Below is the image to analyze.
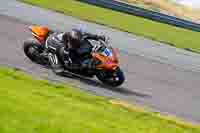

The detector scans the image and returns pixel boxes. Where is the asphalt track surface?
[1,0,200,123]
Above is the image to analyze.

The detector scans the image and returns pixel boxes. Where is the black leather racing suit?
[45,31,105,73]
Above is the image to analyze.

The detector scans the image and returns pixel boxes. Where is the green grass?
[0,66,199,132]
[19,0,200,53]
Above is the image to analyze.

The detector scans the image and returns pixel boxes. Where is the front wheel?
[96,67,125,87]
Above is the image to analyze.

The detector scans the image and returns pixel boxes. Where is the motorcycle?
[23,25,125,87]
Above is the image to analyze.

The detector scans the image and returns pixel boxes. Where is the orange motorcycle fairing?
[92,52,118,71]
[110,48,119,64]
[29,25,49,42]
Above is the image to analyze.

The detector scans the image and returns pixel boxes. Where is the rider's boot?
[59,47,81,70]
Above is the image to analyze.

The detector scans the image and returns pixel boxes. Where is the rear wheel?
[96,67,125,87]
[23,39,44,64]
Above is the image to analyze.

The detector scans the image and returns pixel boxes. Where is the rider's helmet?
[68,28,83,48]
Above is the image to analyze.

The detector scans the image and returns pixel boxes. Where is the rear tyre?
[96,67,125,87]
[23,39,43,64]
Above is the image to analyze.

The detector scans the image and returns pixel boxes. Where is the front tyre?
[96,67,125,87]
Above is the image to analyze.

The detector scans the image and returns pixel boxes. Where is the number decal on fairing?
[102,48,112,57]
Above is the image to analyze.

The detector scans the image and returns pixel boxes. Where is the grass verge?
[0,66,199,132]
[19,0,200,53]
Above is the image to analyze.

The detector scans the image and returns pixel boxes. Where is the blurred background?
[121,0,200,23]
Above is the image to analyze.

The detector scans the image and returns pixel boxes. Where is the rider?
[46,27,106,74]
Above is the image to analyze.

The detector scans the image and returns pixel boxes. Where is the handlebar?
[92,39,111,53]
